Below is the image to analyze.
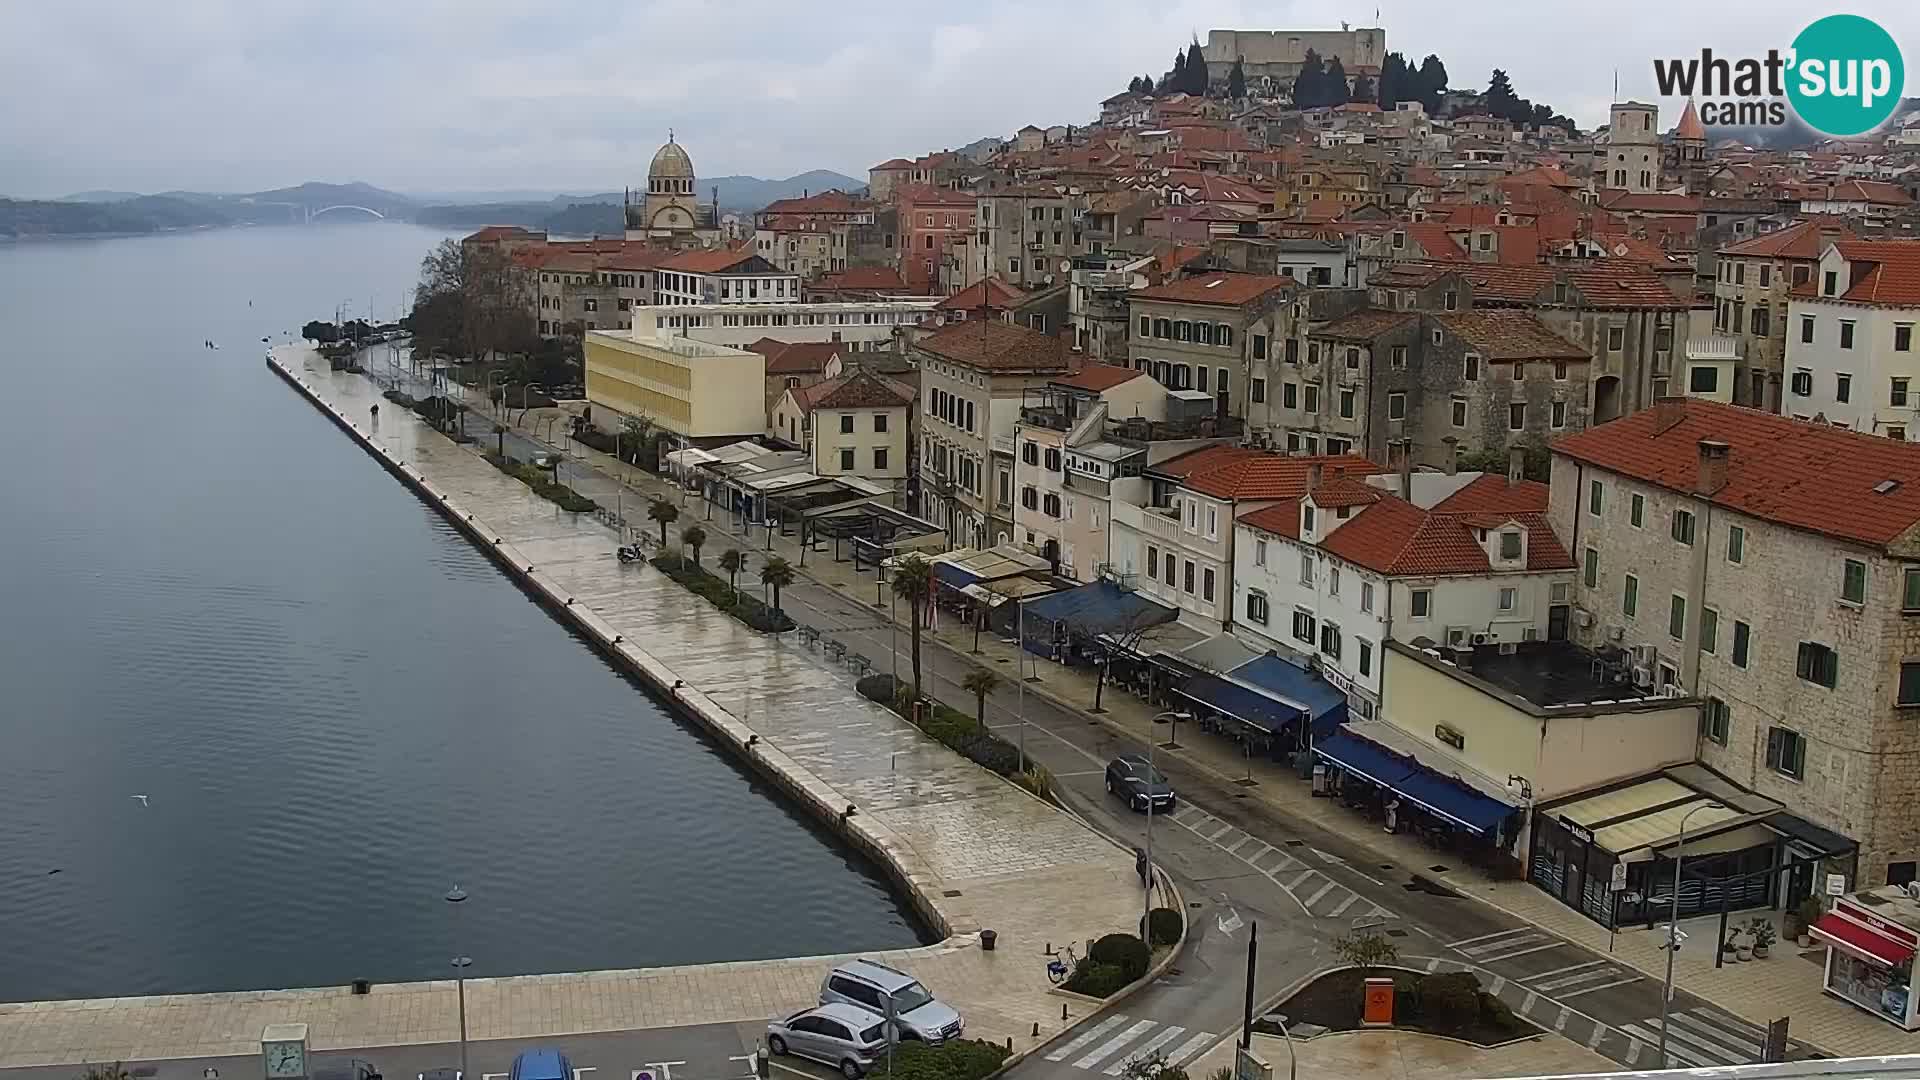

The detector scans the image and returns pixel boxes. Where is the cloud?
[1,0,1914,197]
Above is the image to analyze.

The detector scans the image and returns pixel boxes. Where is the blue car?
[509,1050,573,1080]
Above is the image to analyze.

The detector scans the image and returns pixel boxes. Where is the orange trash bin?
[1362,976,1395,1026]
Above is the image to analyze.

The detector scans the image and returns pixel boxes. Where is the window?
[1320,622,1342,659]
[1345,347,1360,370]
[1732,620,1751,668]
[1608,326,1624,352]
[1451,397,1467,427]
[1410,588,1432,618]
[1202,567,1215,602]
[1499,587,1517,612]
[1465,354,1480,381]
[1894,426,1909,441]
[1760,264,1772,287]
[1246,592,1270,625]
[1499,531,1522,560]
[1899,662,1920,707]
[1251,377,1267,404]
[1899,325,1914,353]
[1904,568,1920,611]
[1164,552,1176,586]
[1841,321,1856,349]
[872,413,888,433]
[1045,447,1062,472]
[1361,581,1374,613]
[1628,493,1645,528]
[1584,547,1599,587]
[1303,385,1319,414]
[1796,641,1838,688]
[1147,546,1159,578]
[1589,479,1604,517]
[1387,392,1406,420]
[1390,345,1407,369]
[840,414,855,434]
[839,448,855,470]
[1623,573,1639,618]
[1513,362,1526,383]
[1690,365,1719,394]
[1702,697,1730,745]
[1842,558,1867,604]
[1282,382,1298,409]
[1359,640,1373,677]
[1672,510,1695,546]
[1669,593,1688,640]
[1824,270,1838,296]
[1252,333,1267,360]
[1837,374,1853,403]
[1183,560,1195,594]
[1766,727,1807,780]
[1300,552,1314,584]
[1292,609,1316,644]
[1801,315,1815,344]
[1251,539,1268,568]
[1329,566,1341,596]
[1446,288,1460,309]
[1509,402,1526,431]
[1285,338,1299,364]
[1139,315,1150,337]
[1895,378,1911,407]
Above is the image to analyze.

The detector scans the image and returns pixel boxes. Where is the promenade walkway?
[0,349,1142,1068]
[467,385,1920,1060]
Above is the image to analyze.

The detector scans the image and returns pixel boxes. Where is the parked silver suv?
[819,959,964,1043]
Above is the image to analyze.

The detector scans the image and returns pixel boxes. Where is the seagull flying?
[130,794,149,805]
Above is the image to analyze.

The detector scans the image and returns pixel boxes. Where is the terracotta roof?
[914,320,1072,372]
[754,340,844,375]
[872,158,914,170]
[1237,499,1303,539]
[1133,272,1293,307]
[1431,474,1551,515]
[1674,100,1707,141]
[813,266,907,292]
[1307,476,1386,508]
[760,190,872,216]
[1184,454,1383,501]
[1314,310,1416,342]
[1433,311,1587,361]
[1296,493,1574,576]
[1551,398,1920,549]
[465,225,544,243]
[1152,444,1260,480]
[935,277,1027,311]
[1373,260,1688,310]
[659,247,761,273]
[810,369,913,411]
[1817,240,1920,307]
[1055,363,1145,392]
[1719,217,1857,259]
[1819,180,1914,206]
[1598,191,1702,215]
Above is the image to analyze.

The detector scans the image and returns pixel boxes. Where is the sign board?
[1610,862,1629,892]
[1433,723,1466,750]
[1827,873,1847,897]
[1362,976,1396,1026]
[1764,1017,1790,1063]
[1233,1047,1271,1080]
[1560,817,1593,845]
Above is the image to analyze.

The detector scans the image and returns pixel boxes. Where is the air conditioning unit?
[1472,632,1493,646]
[1522,627,1539,642]
[1498,641,1519,655]
[1631,643,1659,668]
[1445,627,1471,647]
[1572,606,1594,628]
[1631,664,1654,689]
[1606,624,1626,642]
[1658,684,1686,698]
[1028,242,1044,251]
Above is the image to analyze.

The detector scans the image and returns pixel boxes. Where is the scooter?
[616,543,645,563]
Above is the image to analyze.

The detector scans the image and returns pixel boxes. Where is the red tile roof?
[1551,398,1920,549]
[1818,240,1920,307]
[1598,191,1702,215]
[808,369,913,411]
[935,277,1027,311]
[1314,310,1416,342]
[1055,364,1145,392]
[914,320,1072,372]
[1821,179,1915,206]
[760,190,873,216]
[1434,311,1587,361]
[1184,454,1383,501]
[1307,476,1386,508]
[1373,260,1688,310]
[871,158,914,171]
[1237,499,1303,539]
[1432,474,1551,515]
[1133,272,1294,307]
[659,247,761,273]
[1152,444,1260,480]
[1719,217,1857,260]
[1311,497,1573,576]
[753,340,845,375]
[812,266,908,292]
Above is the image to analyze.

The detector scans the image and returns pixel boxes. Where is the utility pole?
[1241,921,1259,1051]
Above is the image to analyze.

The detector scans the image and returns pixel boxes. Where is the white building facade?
[1782,240,1920,440]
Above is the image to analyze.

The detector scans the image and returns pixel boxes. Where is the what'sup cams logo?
[1653,14,1904,136]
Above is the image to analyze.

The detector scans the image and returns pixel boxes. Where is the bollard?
[755,1049,769,1079]
[1061,1003,1068,1023]
[980,929,997,951]
[1031,1022,1039,1038]
[1005,1038,1013,1053]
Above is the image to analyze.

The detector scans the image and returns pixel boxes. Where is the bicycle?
[1045,943,1078,985]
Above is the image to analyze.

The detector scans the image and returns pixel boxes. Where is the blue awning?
[933,562,983,588]
[1313,730,1516,835]
[1228,655,1351,731]
[1019,580,1177,637]
[1172,673,1304,737]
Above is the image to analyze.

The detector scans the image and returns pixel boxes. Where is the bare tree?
[1081,605,1171,713]
[413,239,536,367]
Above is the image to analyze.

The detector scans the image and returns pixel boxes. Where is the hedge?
[649,552,795,633]
[1145,907,1183,948]
[883,1040,1008,1080]
[482,452,597,513]
[1088,933,1151,981]
[1061,961,1132,998]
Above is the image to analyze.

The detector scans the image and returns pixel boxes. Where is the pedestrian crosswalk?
[1521,957,1642,999]
[1447,926,1567,964]
[1042,1015,1217,1074]
[1167,803,1395,922]
[1618,1006,1780,1069]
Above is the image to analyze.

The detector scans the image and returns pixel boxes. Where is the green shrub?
[1479,990,1518,1029]
[648,553,795,633]
[1088,933,1151,981]
[1146,907,1183,947]
[1061,961,1131,998]
[481,452,597,513]
[857,673,903,704]
[1415,972,1480,1032]
[884,1039,1008,1080]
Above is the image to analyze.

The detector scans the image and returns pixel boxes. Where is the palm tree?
[647,496,679,547]
[961,667,1001,731]
[890,554,934,703]
[719,549,747,595]
[682,524,707,566]
[760,555,796,611]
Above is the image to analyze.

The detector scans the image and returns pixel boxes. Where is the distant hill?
[60,189,143,203]
[0,194,236,238]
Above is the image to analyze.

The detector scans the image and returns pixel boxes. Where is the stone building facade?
[1713,218,1858,410]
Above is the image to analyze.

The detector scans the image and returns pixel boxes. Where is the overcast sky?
[2,0,1914,199]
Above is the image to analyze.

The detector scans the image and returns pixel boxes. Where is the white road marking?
[1521,991,1540,1015]
[1480,941,1571,963]
[1459,933,1543,956]
[1557,975,1642,999]
[1487,976,1507,996]
[1282,869,1315,890]
[1586,1020,1606,1050]
[1206,823,1235,842]
[1624,1037,1643,1067]
[1528,958,1608,983]
[1678,1009,1769,1053]
[1045,1015,1128,1062]
[1425,957,1442,972]
[1102,1026,1188,1075]
[1166,1032,1219,1067]
[1448,927,1533,949]
[1533,967,1621,992]
[1074,1019,1156,1070]
[1327,893,1359,918]
[1303,881,1336,908]
[1669,1012,1762,1060]
[1224,835,1251,855]
[1554,1006,1571,1033]
[1246,841,1275,862]
[1626,1021,1718,1068]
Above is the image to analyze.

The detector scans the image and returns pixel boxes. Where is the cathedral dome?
[649,138,695,181]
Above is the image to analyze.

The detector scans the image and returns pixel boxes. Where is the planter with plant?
[1750,918,1777,958]
[1733,927,1753,962]
[1721,936,1739,963]
[1796,897,1824,947]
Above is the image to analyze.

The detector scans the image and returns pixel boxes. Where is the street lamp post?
[1659,801,1724,1069]
[1145,711,1190,933]
[1267,1013,1299,1080]
[445,886,470,1080]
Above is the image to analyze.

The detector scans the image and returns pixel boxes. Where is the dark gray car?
[1106,753,1174,811]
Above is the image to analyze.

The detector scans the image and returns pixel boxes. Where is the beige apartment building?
[584,329,765,443]
[769,369,914,490]
[1712,218,1857,409]
[912,322,1072,549]
[1128,271,1297,421]
[970,186,1090,293]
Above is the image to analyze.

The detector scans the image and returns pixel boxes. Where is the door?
[1548,604,1570,641]
[788,1016,831,1060]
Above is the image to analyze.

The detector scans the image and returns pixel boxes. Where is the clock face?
[265,1042,306,1077]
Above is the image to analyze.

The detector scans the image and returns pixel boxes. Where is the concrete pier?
[0,347,1145,1068]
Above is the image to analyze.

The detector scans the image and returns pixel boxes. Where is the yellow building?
[585,329,766,441]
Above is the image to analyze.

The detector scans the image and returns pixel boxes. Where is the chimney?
[1307,462,1324,492]
[1651,396,1687,436]
[1395,438,1414,497]
[1507,447,1526,486]
[1442,435,1459,475]
[1696,439,1731,495]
